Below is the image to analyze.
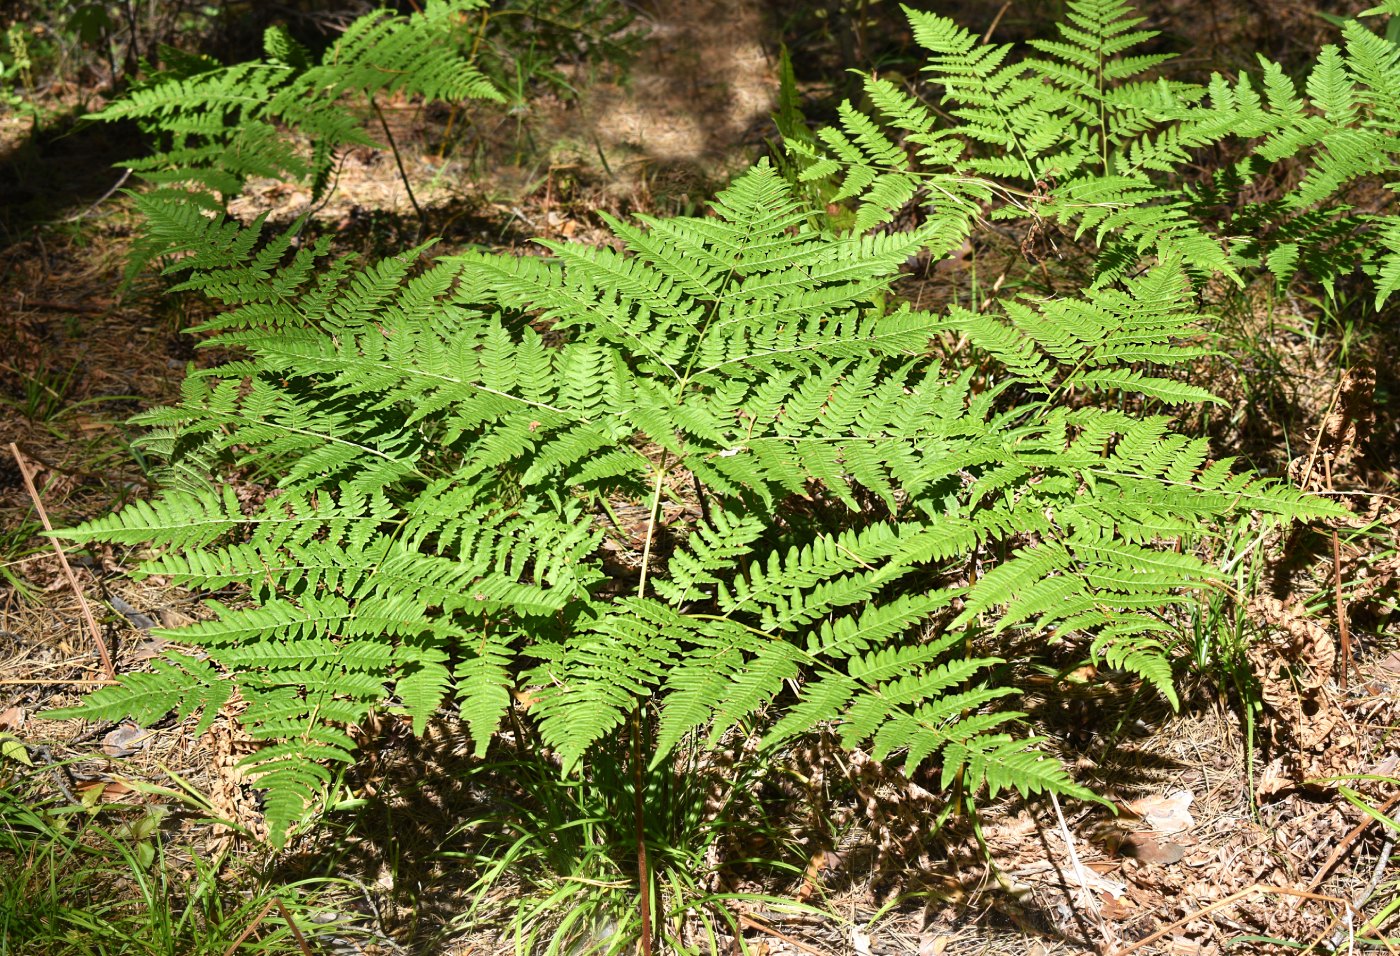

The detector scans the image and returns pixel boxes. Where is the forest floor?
[2,0,1399,954]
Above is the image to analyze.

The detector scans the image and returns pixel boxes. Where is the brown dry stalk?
[1297,376,1345,493]
[1107,885,1351,956]
[275,897,314,956]
[2,299,111,314]
[1323,456,1351,689]
[737,915,827,956]
[8,442,116,681]
[1306,791,1400,893]
[982,1,1013,44]
[1049,789,1117,953]
[220,898,276,956]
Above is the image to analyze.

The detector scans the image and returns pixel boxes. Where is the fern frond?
[97,0,500,277]
[55,154,1336,838]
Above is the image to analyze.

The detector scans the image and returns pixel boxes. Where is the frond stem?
[636,452,670,602]
[371,94,427,242]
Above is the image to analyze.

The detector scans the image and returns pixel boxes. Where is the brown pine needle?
[8,443,116,681]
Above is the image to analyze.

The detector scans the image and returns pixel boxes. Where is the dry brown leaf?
[1127,790,1195,834]
[101,721,149,757]
[1120,833,1185,865]
[0,706,25,731]
[131,638,170,661]
[205,700,269,847]
[1249,594,1335,697]
[1318,365,1374,470]
[108,594,155,631]
[1246,592,1365,793]
[1257,757,1293,799]
[155,606,194,629]
[131,638,171,660]
[1100,892,1137,920]
[917,934,948,956]
[795,848,826,903]
[75,778,134,803]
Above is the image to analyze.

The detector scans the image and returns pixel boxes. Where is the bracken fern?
[46,157,1339,842]
[799,0,1400,300]
[99,0,502,276]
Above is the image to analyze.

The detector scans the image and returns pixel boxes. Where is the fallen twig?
[220,898,277,956]
[31,743,82,806]
[1306,792,1400,893]
[3,299,112,314]
[1107,885,1350,956]
[1324,456,1351,689]
[1332,828,1398,951]
[62,168,132,223]
[1049,788,1117,954]
[737,915,827,956]
[275,897,315,956]
[8,442,116,681]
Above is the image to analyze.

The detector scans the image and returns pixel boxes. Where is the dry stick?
[1332,831,1398,952]
[275,897,314,956]
[4,299,111,314]
[1298,375,1345,492]
[1107,885,1350,956]
[220,898,277,956]
[1049,791,1095,908]
[1294,376,1350,691]
[632,705,653,956]
[1324,455,1352,689]
[1050,790,1115,954]
[62,168,132,224]
[9,443,116,681]
[32,744,82,806]
[1306,792,1400,893]
[982,0,1013,44]
[737,915,827,956]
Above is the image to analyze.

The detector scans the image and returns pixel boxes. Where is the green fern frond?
[52,155,1338,839]
[43,653,232,739]
[59,486,243,549]
[95,0,500,277]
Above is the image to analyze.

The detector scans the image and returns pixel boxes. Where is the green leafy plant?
[1188,0,1400,304]
[471,0,641,102]
[46,154,1334,856]
[0,22,43,130]
[0,764,344,956]
[97,0,503,274]
[796,0,1400,301]
[791,0,1258,284]
[36,5,1366,951]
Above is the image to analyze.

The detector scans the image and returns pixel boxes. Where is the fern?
[47,160,1338,843]
[96,0,502,276]
[793,0,1260,285]
[1202,10,1400,302]
[803,0,1400,302]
